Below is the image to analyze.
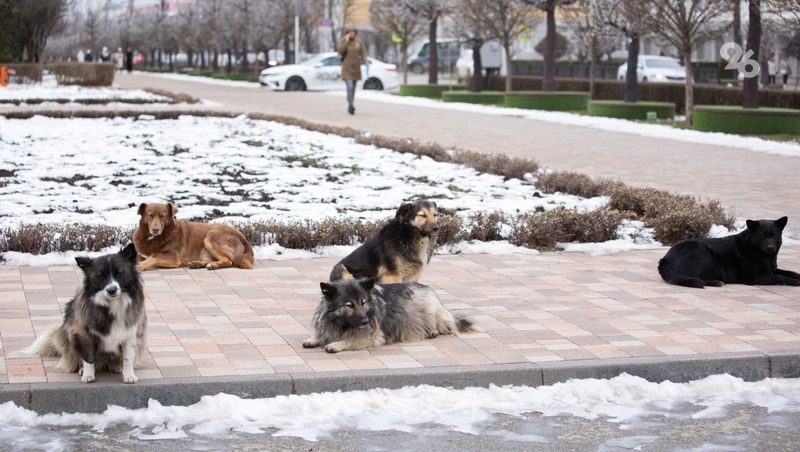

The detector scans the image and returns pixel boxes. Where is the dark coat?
[337,36,367,81]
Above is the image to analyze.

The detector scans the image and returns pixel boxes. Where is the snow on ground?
[0,114,662,265]
[0,373,798,443]
[0,81,170,102]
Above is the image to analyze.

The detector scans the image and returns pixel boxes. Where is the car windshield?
[645,58,682,69]
[300,54,327,65]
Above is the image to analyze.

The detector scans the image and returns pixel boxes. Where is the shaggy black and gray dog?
[303,278,475,353]
[25,243,147,383]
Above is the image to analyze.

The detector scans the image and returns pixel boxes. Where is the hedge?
[588,100,676,120]
[503,91,589,111]
[441,90,505,105]
[398,84,467,99]
[692,106,800,135]
[482,76,800,114]
[1,62,116,86]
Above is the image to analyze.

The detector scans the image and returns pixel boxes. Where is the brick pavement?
[1,73,799,410]
[2,249,799,385]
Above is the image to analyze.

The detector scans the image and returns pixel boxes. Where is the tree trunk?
[504,43,513,92]
[200,50,206,69]
[470,41,483,93]
[542,3,557,91]
[428,16,438,85]
[212,49,219,71]
[624,34,639,103]
[742,0,760,109]
[684,53,695,124]
[401,40,409,85]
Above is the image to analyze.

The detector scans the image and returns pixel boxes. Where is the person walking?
[125,48,134,73]
[767,56,777,85]
[337,27,368,115]
[779,57,792,85]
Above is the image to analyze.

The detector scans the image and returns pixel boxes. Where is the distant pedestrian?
[85,49,93,62]
[113,47,124,71]
[337,26,368,115]
[125,48,134,73]
[76,49,85,63]
[779,57,792,85]
[767,56,777,84]
[100,46,111,62]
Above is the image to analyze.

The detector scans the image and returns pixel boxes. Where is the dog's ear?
[75,256,93,271]
[395,203,413,221]
[320,282,337,298]
[137,203,147,216]
[776,216,788,230]
[167,202,178,218]
[119,243,138,264]
[746,219,759,231]
[359,278,376,293]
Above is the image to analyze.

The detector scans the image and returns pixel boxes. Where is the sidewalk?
[1,73,799,414]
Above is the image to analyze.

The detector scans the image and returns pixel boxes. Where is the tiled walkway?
[2,73,799,393]
[2,248,799,385]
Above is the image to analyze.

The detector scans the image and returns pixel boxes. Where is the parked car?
[408,39,462,74]
[617,55,686,83]
[259,52,398,91]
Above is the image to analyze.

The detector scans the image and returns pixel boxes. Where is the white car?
[259,52,398,91]
[617,55,686,83]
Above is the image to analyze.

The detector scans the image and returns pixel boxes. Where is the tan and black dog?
[329,200,439,283]
[133,202,255,271]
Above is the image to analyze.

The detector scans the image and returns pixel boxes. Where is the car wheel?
[409,63,425,74]
[285,76,306,91]
[363,77,383,90]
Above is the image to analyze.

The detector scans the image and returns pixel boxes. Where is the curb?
[3,351,798,414]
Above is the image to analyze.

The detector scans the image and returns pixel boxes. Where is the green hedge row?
[398,84,467,99]
[693,106,800,134]
[588,100,676,120]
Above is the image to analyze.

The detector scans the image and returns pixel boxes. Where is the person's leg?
[345,80,356,114]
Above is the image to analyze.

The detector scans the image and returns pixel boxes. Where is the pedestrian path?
[1,73,799,413]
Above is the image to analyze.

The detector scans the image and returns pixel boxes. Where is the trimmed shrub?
[503,91,589,111]
[588,100,676,120]
[398,84,467,98]
[693,106,800,135]
[513,208,624,250]
[535,171,608,198]
[47,63,116,86]
[441,91,505,105]
[4,63,43,83]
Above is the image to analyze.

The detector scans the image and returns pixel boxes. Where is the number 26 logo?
[720,42,760,78]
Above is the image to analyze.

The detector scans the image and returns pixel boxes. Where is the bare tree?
[251,0,292,68]
[405,0,453,85]
[597,0,649,103]
[640,0,731,124]
[450,0,491,92]
[742,0,761,108]
[477,0,532,92]
[520,0,577,91]
[371,0,423,84]
[1,0,67,63]
[562,0,622,97]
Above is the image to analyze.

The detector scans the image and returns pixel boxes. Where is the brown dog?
[133,202,255,271]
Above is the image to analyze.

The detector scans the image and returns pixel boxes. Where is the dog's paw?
[81,373,96,383]
[302,339,319,348]
[122,373,138,384]
[785,279,800,286]
[324,343,344,353]
[706,280,725,287]
[187,261,205,269]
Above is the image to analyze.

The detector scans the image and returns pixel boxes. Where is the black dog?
[658,216,800,288]
[329,200,439,284]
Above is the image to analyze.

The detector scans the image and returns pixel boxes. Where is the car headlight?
[654,73,665,80]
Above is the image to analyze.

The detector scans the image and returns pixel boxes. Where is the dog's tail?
[658,258,706,288]
[454,314,479,333]
[233,232,255,269]
[20,326,61,358]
